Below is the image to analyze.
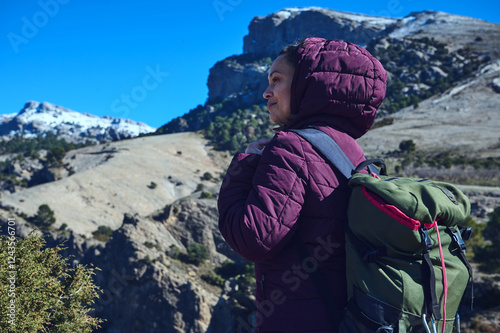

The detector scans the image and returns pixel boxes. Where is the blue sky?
[1,0,499,128]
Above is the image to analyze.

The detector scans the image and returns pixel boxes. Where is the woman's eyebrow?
[268,70,282,78]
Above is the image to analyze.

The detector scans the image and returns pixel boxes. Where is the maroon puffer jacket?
[218,38,387,333]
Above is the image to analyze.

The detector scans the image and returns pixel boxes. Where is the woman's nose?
[263,86,272,99]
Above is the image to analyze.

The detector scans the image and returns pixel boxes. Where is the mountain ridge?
[159,7,500,138]
[0,100,156,143]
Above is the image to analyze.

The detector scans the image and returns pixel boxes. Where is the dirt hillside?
[0,132,232,236]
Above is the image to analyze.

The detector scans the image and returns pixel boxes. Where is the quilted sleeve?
[218,133,307,262]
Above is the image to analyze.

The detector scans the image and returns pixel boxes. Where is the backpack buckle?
[450,229,467,252]
[419,227,433,253]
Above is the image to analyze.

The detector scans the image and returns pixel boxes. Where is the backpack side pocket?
[339,287,401,333]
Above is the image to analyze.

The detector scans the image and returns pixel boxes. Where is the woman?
[218,38,387,332]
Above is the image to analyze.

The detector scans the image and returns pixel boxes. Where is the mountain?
[160,8,500,136]
[0,100,156,143]
[2,7,500,333]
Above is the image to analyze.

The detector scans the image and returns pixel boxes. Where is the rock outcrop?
[83,210,222,333]
[243,7,395,58]
[207,58,268,104]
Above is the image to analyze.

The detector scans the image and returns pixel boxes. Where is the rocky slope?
[0,100,156,143]
[359,59,500,157]
[162,8,500,135]
[0,132,242,332]
[383,10,500,59]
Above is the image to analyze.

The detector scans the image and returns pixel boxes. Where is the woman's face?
[263,55,295,124]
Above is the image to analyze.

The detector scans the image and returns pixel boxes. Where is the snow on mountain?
[0,101,156,143]
[277,7,398,25]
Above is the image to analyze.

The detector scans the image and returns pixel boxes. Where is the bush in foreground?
[0,231,103,332]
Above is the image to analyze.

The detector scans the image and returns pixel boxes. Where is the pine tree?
[0,232,103,332]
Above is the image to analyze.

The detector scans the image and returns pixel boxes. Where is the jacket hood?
[285,38,387,139]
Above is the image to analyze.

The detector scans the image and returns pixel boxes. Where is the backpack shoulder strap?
[289,127,383,178]
[289,127,355,329]
[288,128,355,179]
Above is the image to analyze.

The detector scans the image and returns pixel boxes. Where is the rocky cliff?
[201,8,500,112]
[243,7,395,58]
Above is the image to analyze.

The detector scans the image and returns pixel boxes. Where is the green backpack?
[290,128,473,333]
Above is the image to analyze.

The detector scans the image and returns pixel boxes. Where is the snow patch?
[279,6,397,25]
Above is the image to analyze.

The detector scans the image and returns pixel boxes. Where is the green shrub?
[92,226,113,242]
[475,287,500,309]
[200,191,213,199]
[0,232,103,332]
[0,133,94,162]
[204,105,274,152]
[185,242,209,266]
[367,37,485,115]
[399,139,416,154]
[46,147,66,166]
[232,268,256,311]
[462,216,486,261]
[474,207,500,273]
[215,260,253,279]
[201,270,225,287]
[201,172,213,181]
[168,244,180,258]
[370,117,394,130]
[31,204,56,231]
